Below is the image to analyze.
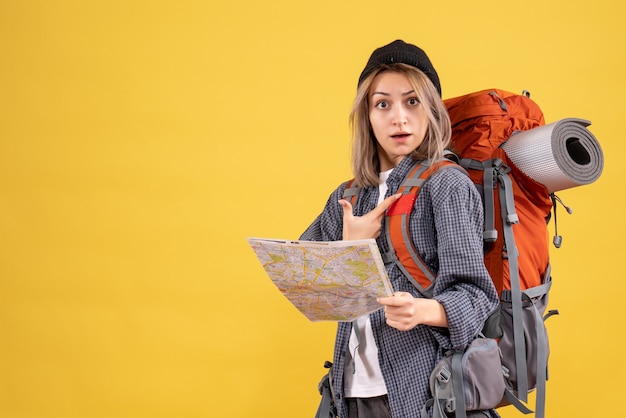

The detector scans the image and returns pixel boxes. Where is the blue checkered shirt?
[300,156,499,418]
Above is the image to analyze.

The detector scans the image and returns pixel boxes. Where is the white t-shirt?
[343,168,393,398]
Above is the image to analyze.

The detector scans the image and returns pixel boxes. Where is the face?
[368,71,429,171]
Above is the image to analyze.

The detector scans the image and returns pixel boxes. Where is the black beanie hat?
[357,39,442,97]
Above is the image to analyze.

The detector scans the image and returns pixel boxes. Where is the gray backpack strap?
[497,167,528,402]
[498,165,549,418]
[460,158,498,242]
[503,389,533,414]
[420,399,434,418]
[496,161,519,224]
[482,160,498,242]
[500,270,555,418]
[430,367,450,418]
[451,351,467,418]
[526,273,552,418]
[342,180,359,201]
[531,291,548,418]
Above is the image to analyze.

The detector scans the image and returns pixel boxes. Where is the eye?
[407,97,420,106]
[375,101,389,109]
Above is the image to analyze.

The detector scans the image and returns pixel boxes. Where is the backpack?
[443,89,557,417]
[341,89,565,418]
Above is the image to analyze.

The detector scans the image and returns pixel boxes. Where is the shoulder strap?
[342,160,463,298]
[383,160,462,298]
[343,179,359,204]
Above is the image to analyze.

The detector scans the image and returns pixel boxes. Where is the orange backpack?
[445,90,557,418]
[342,89,559,418]
[445,89,552,294]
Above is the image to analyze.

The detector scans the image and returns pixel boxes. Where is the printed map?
[248,238,393,322]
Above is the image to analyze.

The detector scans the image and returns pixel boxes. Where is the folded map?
[247,237,393,322]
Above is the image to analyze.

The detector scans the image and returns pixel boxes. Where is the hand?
[378,292,448,331]
[339,193,401,240]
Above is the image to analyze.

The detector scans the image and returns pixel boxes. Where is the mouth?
[391,132,412,140]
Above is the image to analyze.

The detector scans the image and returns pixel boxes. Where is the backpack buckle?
[437,366,451,384]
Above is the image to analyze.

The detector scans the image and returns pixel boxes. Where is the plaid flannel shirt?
[300,156,499,418]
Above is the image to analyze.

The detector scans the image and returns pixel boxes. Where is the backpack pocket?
[424,337,505,418]
[498,285,553,400]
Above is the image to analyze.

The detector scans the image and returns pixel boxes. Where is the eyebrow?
[371,90,416,97]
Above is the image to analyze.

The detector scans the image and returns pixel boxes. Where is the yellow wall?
[0,1,623,417]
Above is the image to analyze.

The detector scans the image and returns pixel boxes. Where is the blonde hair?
[349,63,451,187]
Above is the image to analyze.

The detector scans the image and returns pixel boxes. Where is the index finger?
[370,193,401,217]
[377,292,409,306]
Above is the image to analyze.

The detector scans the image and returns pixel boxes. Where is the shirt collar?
[386,156,422,187]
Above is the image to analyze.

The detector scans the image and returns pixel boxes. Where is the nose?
[392,106,408,126]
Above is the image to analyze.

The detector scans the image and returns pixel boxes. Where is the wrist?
[417,298,448,328]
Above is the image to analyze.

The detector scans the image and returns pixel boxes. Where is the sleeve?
[298,182,348,242]
[426,168,499,350]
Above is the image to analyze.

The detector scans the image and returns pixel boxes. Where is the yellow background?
[0,1,623,417]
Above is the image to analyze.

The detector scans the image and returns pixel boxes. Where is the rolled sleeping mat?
[501,118,604,193]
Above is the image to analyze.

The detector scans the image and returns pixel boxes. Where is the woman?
[300,40,499,418]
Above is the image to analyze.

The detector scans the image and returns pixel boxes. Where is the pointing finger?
[338,199,353,215]
[371,193,402,217]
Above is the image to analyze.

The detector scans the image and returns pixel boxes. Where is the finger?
[370,193,402,217]
[377,295,404,307]
[377,296,391,305]
[338,199,354,218]
[393,291,410,298]
[379,292,413,306]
